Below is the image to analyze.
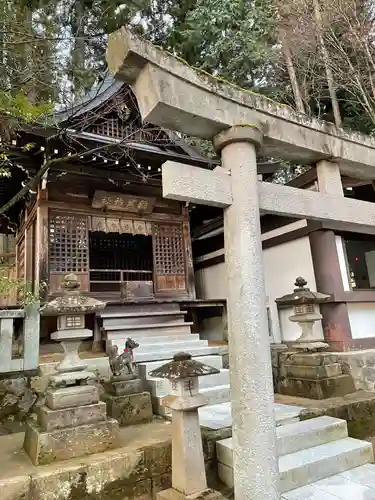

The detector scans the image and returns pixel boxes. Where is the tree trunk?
[71,0,86,99]
[313,0,342,128]
[281,35,306,114]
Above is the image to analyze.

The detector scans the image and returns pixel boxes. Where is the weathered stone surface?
[143,440,172,477]
[335,350,375,392]
[0,375,40,433]
[278,374,356,399]
[0,475,30,500]
[279,352,338,367]
[38,401,107,431]
[104,391,153,426]
[107,27,375,176]
[46,385,99,410]
[285,363,342,380]
[201,427,232,461]
[156,488,227,500]
[363,366,375,382]
[23,418,119,465]
[29,446,148,500]
[152,474,173,497]
[105,378,144,396]
[297,390,375,439]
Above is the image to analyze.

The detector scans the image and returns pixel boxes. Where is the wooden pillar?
[311,160,352,350]
[35,203,49,302]
[182,205,196,299]
[309,229,352,350]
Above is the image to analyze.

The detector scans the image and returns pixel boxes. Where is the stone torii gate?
[106,29,375,500]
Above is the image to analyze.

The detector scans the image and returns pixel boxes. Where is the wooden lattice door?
[152,223,187,295]
[49,212,89,293]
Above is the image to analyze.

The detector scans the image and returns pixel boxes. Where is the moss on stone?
[38,450,56,465]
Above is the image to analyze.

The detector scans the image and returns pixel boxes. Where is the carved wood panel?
[48,213,89,292]
[152,223,186,293]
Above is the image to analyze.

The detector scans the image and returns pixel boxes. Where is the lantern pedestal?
[23,274,120,465]
[102,373,153,427]
[289,310,329,352]
[278,351,356,399]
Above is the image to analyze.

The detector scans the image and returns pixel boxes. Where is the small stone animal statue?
[108,337,139,376]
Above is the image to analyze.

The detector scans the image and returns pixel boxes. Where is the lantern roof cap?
[275,277,331,306]
[40,274,106,316]
[148,352,220,380]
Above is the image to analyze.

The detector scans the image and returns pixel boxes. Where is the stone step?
[281,464,375,500]
[137,355,224,378]
[105,323,193,338]
[218,436,373,493]
[134,344,228,364]
[145,369,229,397]
[102,312,187,327]
[129,333,201,345]
[217,417,348,467]
[122,339,208,354]
[137,339,208,352]
[101,310,187,319]
[104,321,193,331]
[154,384,231,416]
[100,304,181,315]
[197,402,306,432]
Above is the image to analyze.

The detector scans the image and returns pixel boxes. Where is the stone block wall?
[0,372,47,434]
[335,349,375,392]
[0,426,229,500]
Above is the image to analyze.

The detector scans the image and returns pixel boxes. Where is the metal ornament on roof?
[148,352,220,380]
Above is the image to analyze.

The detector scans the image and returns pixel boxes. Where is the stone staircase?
[216,415,375,498]
[100,303,228,363]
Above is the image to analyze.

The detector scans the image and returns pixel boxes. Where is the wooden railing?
[0,304,40,373]
[0,252,17,306]
[89,269,154,299]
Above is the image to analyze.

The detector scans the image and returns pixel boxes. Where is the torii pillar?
[213,126,278,499]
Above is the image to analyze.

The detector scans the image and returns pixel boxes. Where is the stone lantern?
[149,352,226,500]
[276,277,331,351]
[23,274,119,465]
[39,273,105,386]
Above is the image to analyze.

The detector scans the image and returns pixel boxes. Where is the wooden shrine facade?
[3,76,281,306]
[15,175,195,303]
[4,77,212,304]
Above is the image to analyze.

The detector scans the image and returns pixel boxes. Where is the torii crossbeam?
[106,28,375,500]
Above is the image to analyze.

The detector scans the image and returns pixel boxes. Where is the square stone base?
[23,418,119,465]
[38,402,107,431]
[103,391,153,426]
[278,374,356,399]
[46,385,99,410]
[104,377,143,396]
[157,488,227,500]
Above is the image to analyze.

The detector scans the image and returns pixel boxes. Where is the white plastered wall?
[347,303,375,339]
[194,220,324,343]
